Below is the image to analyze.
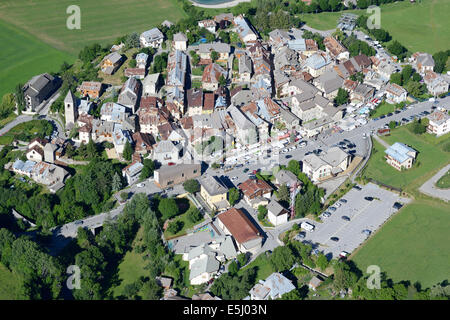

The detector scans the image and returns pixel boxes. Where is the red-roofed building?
[217,207,263,254]
[202,63,227,91]
[203,92,216,114]
[238,178,273,208]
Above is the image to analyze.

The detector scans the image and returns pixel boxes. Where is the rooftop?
[217,208,262,245]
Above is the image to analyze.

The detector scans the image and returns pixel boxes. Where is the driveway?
[419,164,450,202]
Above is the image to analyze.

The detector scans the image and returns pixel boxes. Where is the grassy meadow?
[300,0,450,54]
[361,126,450,190]
[0,0,186,96]
[353,123,450,289]
[352,200,450,289]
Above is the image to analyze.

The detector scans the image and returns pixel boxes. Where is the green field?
[113,227,148,298]
[354,123,450,289]
[0,263,22,300]
[0,20,74,98]
[0,0,186,97]
[352,201,450,289]
[435,169,450,189]
[362,126,450,190]
[300,0,450,54]
[369,102,397,119]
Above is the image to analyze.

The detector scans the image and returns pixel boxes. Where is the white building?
[249,272,296,300]
[384,83,407,104]
[140,28,164,48]
[122,161,144,185]
[173,32,188,51]
[427,110,450,137]
[267,200,289,226]
[302,147,350,183]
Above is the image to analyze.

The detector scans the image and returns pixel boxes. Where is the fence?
[367,178,402,194]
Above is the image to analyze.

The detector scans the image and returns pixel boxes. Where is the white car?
[136,183,144,188]
[334,202,341,208]
[231,176,238,181]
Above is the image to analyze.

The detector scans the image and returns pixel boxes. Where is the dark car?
[243,168,249,173]
[339,198,348,203]
[423,110,430,115]
[285,155,292,159]
[393,202,403,210]
[401,118,408,122]
[330,237,339,242]
[305,151,313,156]
[394,110,401,114]
[236,164,244,168]
[364,196,374,201]
[341,216,351,221]
[380,115,386,119]
[353,185,362,191]
[387,112,393,117]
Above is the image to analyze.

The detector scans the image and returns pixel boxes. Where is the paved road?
[0,115,33,136]
[419,164,450,202]
[0,90,66,140]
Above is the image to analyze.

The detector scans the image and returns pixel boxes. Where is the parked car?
[236,164,243,168]
[339,198,347,203]
[364,196,374,201]
[341,215,351,221]
[322,212,331,218]
[353,185,362,191]
[328,206,337,212]
[393,202,403,210]
[231,176,238,181]
[297,232,306,239]
[136,183,144,188]
[334,202,341,208]
[362,229,372,236]
[330,237,339,242]
[243,168,249,173]
[285,154,292,159]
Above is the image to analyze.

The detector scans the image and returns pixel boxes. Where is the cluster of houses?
[10,138,70,192]
[13,11,449,203]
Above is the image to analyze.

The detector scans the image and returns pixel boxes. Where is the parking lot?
[301,183,412,259]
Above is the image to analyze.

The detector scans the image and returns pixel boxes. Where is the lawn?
[0,0,186,97]
[369,102,397,119]
[435,169,450,189]
[238,253,273,284]
[351,200,450,289]
[163,198,205,239]
[299,0,450,54]
[0,119,53,146]
[361,126,450,191]
[0,19,74,98]
[113,227,148,298]
[0,263,22,300]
